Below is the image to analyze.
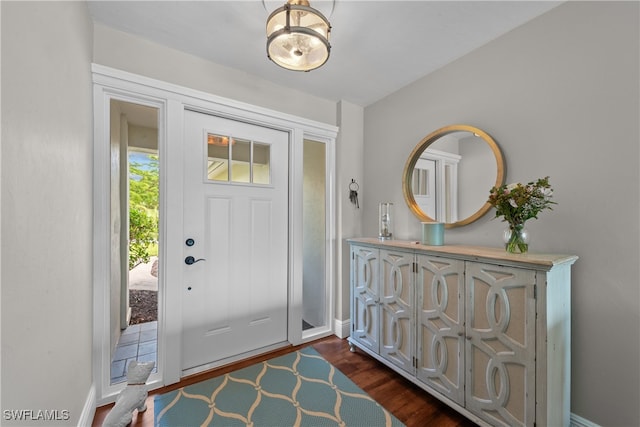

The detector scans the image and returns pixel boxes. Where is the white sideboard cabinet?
[348,238,578,427]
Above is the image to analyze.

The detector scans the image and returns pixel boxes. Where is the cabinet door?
[416,255,465,405]
[465,262,536,427]
[379,249,414,374]
[350,245,379,352]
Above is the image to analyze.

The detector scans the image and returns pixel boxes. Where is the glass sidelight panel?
[109,99,159,385]
[302,139,327,331]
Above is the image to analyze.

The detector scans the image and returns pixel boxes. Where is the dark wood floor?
[92,335,477,427]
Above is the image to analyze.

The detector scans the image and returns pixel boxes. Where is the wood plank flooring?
[92,335,477,427]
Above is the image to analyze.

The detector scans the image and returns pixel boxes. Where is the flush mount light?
[266,0,331,72]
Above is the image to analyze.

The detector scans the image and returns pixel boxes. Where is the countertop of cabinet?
[347,237,578,271]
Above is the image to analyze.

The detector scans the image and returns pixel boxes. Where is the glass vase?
[503,224,530,254]
[378,202,393,240]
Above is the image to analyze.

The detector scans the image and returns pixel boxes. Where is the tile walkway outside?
[110,320,158,383]
[110,257,159,384]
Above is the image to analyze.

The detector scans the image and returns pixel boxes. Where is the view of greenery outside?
[129,153,159,270]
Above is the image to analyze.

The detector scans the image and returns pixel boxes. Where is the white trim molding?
[92,64,339,403]
[78,384,96,427]
[333,318,350,339]
[570,413,601,427]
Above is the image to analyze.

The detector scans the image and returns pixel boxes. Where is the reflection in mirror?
[411,148,459,222]
[403,125,504,228]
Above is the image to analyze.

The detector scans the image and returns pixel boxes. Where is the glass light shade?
[379,202,393,240]
[266,3,331,71]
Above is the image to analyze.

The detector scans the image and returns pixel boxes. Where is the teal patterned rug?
[154,346,404,427]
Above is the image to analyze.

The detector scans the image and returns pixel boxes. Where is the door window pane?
[207,133,229,182]
[206,133,271,185]
[231,138,251,183]
[253,142,271,185]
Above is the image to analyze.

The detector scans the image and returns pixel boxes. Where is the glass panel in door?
[231,138,251,183]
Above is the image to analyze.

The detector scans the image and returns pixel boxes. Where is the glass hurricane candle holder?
[379,202,393,240]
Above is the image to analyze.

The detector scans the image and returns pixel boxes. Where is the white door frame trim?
[92,84,169,405]
[92,64,338,404]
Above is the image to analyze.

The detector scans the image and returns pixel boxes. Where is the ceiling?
[87,1,562,107]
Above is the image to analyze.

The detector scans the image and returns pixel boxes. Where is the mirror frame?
[402,124,505,228]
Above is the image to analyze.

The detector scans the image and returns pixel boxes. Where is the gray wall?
[363,2,639,425]
[336,101,364,324]
[1,1,94,425]
[93,23,337,127]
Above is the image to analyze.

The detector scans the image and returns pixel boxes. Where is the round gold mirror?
[402,124,505,228]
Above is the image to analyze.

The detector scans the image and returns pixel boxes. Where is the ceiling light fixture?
[266,0,331,72]
[208,134,232,146]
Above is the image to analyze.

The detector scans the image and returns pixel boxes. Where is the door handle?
[185,256,206,265]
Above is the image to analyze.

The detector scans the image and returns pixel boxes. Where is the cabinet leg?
[349,343,356,352]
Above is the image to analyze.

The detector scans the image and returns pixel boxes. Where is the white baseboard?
[77,383,96,427]
[570,412,601,427]
[333,318,350,339]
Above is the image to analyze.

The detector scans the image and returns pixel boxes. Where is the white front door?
[181,110,289,372]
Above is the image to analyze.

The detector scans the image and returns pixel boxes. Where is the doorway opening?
[109,100,159,384]
[94,64,338,401]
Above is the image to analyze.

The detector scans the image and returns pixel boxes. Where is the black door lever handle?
[185,256,206,265]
